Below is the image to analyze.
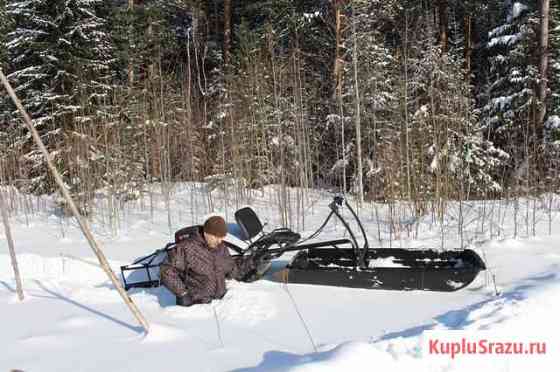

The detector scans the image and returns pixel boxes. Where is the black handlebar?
[242,194,369,268]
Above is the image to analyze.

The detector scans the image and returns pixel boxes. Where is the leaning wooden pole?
[0,188,25,301]
[0,69,150,333]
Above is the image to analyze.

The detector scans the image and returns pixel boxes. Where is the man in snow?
[160,215,258,306]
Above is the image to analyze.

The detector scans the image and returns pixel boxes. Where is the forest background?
[1,0,559,232]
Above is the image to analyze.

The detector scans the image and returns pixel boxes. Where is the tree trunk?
[537,0,550,131]
[351,4,364,204]
[224,0,232,69]
[464,13,472,77]
[333,0,347,193]
[0,69,150,333]
[438,0,448,52]
[404,11,412,201]
[334,0,343,99]
[0,188,24,301]
[148,14,154,79]
[128,0,134,87]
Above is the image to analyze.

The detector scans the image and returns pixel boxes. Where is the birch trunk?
[0,69,150,333]
[128,0,134,87]
[438,0,448,52]
[334,0,343,100]
[0,188,24,301]
[351,4,364,204]
[224,0,232,69]
[464,13,472,77]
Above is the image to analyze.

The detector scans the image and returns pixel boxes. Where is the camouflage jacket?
[160,227,255,303]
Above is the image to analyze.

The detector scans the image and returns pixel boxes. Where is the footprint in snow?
[19,333,61,346]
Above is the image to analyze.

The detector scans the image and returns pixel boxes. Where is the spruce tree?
[541,0,560,165]
[1,0,14,180]
[6,0,114,194]
[548,1,560,125]
[0,0,11,98]
[480,0,539,167]
[341,0,400,197]
[407,13,506,199]
[0,0,9,69]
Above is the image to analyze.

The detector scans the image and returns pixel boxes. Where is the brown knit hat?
[203,215,228,237]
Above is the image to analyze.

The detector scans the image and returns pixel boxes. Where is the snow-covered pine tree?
[538,1,560,198]
[0,0,12,126]
[6,0,113,195]
[407,12,507,202]
[216,21,273,190]
[0,0,10,183]
[216,0,321,191]
[547,0,560,127]
[543,0,560,164]
[480,0,539,170]
[340,0,400,199]
[0,0,9,69]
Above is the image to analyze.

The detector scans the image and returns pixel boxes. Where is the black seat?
[234,207,264,240]
[264,229,301,245]
[174,225,201,243]
[235,207,300,247]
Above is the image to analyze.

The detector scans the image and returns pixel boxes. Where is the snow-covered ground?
[1,184,559,371]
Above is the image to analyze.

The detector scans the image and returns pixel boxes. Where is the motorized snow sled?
[120,195,486,292]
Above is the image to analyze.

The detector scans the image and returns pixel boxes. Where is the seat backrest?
[234,207,263,240]
[174,225,201,243]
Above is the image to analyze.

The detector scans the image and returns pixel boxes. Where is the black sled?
[121,195,486,292]
[275,247,485,291]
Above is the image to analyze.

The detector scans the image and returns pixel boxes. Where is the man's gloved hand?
[177,293,212,306]
[176,292,194,307]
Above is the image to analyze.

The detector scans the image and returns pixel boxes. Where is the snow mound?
[287,342,400,372]
[3,186,560,372]
[141,323,186,343]
[0,253,122,285]
[278,268,560,372]
[59,315,95,329]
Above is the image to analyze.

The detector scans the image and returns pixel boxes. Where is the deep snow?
[1,184,559,371]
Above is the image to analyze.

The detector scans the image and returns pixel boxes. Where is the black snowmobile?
[121,195,486,292]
